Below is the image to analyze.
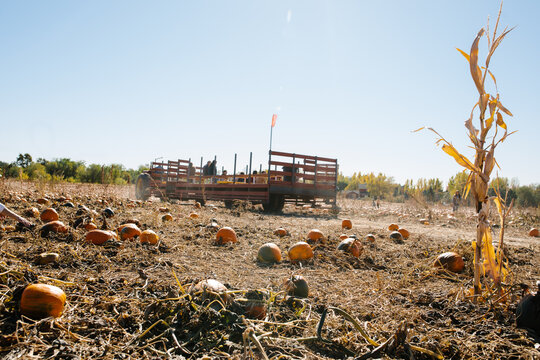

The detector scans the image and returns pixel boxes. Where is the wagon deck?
[136,150,338,211]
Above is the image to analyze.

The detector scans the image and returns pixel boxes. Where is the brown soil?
[1,180,539,359]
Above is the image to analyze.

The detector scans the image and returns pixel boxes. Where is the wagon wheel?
[263,195,285,213]
[135,173,151,201]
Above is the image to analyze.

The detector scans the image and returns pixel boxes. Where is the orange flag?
[271,114,277,127]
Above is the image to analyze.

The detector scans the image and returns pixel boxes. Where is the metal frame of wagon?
[135,150,338,212]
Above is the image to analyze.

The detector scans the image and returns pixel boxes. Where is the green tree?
[15,153,32,168]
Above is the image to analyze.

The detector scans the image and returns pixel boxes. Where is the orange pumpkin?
[433,252,465,273]
[36,252,59,265]
[37,198,49,205]
[337,238,363,257]
[189,212,199,219]
[284,275,309,298]
[158,207,170,213]
[365,234,376,243]
[84,222,98,231]
[245,300,266,320]
[194,202,202,209]
[140,230,159,245]
[307,229,324,243]
[20,284,66,319]
[342,219,352,230]
[216,227,237,245]
[85,230,117,245]
[274,228,289,237]
[40,208,59,222]
[162,213,173,222]
[257,243,282,263]
[397,228,410,240]
[388,223,399,231]
[529,228,539,237]
[40,221,68,236]
[288,242,314,264]
[119,223,142,240]
[339,234,349,240]
[24,207,40,218]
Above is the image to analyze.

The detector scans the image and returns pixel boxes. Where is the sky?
[1,1,539,186]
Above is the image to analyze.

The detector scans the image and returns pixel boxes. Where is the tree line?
[0,154,148,185]
[338,171,540,208]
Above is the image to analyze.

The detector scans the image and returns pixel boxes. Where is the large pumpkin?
[257,243,282,263]
[433,252,465,273]
[40,208,59,222]
[85,230,117,245]
[216,227,237,245]
[529,228,539,237]
[20,284,66,319]
[337,238,363,257]
[140,230,159,245]
[39,221,68,236]
[119,223,142,240]
[288,242,314,264]
[341,219,352,230]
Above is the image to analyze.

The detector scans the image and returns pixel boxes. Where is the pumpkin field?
[0,180,539,359]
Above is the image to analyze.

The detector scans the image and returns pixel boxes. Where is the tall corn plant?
[421,4,514,299]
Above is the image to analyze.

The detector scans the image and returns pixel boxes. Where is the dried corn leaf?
[485,113,494,130]
[456,48,470,61]
[496,112,507,130]
[441,144,479,172]
[493,197,503,217]
[412,126,425,133]
[470,28,486,95]
[496,100,513,116]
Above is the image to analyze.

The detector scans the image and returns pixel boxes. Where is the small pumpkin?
[342,219,352,230]
[162,213,173,222]
[397,228,410,240]
[39,221,68,236]
[244,290,267,320]
[257,243,282,263]
[40,208,59,222]
[419,218,430,225]
[284,275,309,298]
[433,252,465,273]
[36,198,49,205]
[191,279,229,303]
[388,223,399,231]
[389,231,403,241]
[189,212,199,219]
[140,230,159,245]
[529,228,539,237]
[20,284,66,319]
[102,208,115,218]
[36,252,59,265]
[365,234,376,243]
[288,242,314,264]
[307,229,324,243]
[194,202,202,209]
[24,207,40,218]
[158,207,170,213]
[216,227,237,245]
[84,222,98,231]
[274,228,289,237]
[119,223,142,240]
[85,230,117,245]
[337,238,363,257]
[339,234,349,240]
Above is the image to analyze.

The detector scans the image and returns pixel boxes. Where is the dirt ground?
[1,180,539,359]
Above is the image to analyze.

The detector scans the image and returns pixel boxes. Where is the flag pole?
[269,124,273,151]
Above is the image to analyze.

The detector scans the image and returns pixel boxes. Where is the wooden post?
[248,152,252,184]
[233,153,237,184]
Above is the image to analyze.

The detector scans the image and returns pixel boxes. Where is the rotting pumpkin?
[433,252,465,273]
[20,284,66,319]
[337,238,363,257]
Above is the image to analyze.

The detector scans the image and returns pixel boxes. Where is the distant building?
[344,184,368,199]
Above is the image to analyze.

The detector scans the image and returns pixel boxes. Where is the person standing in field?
[0,203,33,227]
[452,191,461,213]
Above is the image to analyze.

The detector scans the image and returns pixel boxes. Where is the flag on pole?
[271,114,277,127]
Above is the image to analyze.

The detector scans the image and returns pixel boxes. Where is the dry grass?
[0,181,539,359]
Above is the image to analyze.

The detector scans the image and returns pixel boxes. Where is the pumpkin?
[37,198,49,205]
[24,207,40,218]
[397,228,410,240]
[125,219,142,227]
[40,221,68,236]
[20,284,66,319]
[194,202,202,209]
[36,252,59,265]
[162,213,173,222]
[84,222,98,231]
[140,230,159,245]
[529,228,539,237]
[433,252,465,273]
[288,242,314,264]
[85,230,117,245]
[40,208,59,222]
[388,223,399,231]
[342,219,352,230]
[244,290,267,320]
[257,243,282,263]
[337,238,363,257]
[102,208,114,218]
[189,212,199,219]
[158,207,170,213]
[274,228,289,237]
[191,279,229,303]
[365,234,376,243]
[120,223,142,240]
[284,275,309,298]
[307,229,324,243]
[419,218,430,225]
[216,227,237,245]
[339,234,349,240]
[389,231,403,241]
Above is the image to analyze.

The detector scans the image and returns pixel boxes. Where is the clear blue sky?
[1,1,538,185]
